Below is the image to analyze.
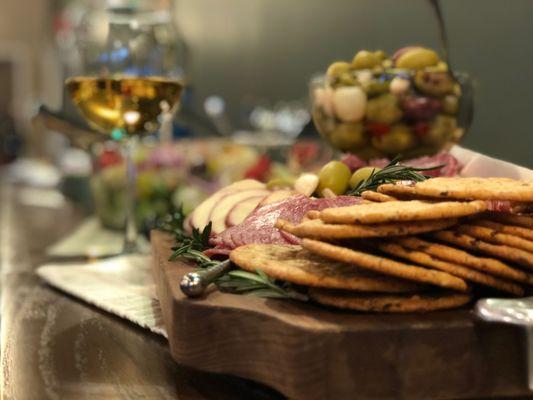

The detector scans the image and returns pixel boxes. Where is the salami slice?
[209,195,363,251]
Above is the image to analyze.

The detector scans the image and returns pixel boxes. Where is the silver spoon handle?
[180,259,232,298]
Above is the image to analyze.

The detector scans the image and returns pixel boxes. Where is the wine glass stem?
[123,137,139,254]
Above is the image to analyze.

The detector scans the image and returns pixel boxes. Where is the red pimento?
[365,121,390,137]
[244,155,272,181]
[412,121,430,138]
[97,149,123,170]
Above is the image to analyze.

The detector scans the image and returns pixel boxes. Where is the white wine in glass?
[66,0,186,254]
[66,76,183,136]
[66,76,183,253]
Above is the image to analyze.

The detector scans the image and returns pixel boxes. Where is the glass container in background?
[65,0,185,253]
[310,54,473,160]
[309,0,473,160]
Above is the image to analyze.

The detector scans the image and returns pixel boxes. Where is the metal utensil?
[180,259,232,297]
[428,0,474,132]
[428,0,457,81]
[475,297,533,390]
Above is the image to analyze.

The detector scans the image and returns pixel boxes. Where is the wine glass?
[66,0,185,253]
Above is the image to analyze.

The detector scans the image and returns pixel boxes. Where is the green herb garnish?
[217,269,307,300]
[347,157,444,196]
[161,206,304,300]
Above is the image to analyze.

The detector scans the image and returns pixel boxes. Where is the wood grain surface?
[152,229,533,400]
[0,183,281,400]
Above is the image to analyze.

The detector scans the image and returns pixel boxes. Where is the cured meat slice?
[346,152,460,177]
[402,152,460,177]
[209,195,362,251]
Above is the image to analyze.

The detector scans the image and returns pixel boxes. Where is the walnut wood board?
[1,184,282,400]
[151,230,532,400]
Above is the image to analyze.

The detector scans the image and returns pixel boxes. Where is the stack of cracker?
[230,177,533,313]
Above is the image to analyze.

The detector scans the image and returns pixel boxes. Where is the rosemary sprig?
[216,269,308,301]
[347,157,444,196]
[160,205,212,260]
[168,224,212,261]
[161,205,305,300]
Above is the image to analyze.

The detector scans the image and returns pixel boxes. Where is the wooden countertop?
[0,183,281,400]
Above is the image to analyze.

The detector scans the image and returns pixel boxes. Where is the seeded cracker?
[229,244,422,293]
[472,219,533,241]
[377,242,523,295]
[276,218,457,239]
[361,190,398,203]
[301,239,469,292]
[397,236,532,284]
[380,177,533,202]
[308,288,471,313]
[319,200,486,225]
[377,183,418,197]
[306,210,321,220]
[432,230,533,270]
[484,212,533,229]
[455,224,533,253]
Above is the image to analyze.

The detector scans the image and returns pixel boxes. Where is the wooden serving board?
[151,231,531,400]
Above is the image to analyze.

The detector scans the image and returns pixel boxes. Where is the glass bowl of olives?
[311,47,473,160]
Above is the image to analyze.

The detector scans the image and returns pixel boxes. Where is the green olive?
[326,61,352,78]
[317,161,352,196]
[426,61,449,73]
[328,122,368,152]
[442,95,459,115]
[414,71,454,97]
[374,50,388,61]
[395,48,440,69]
[365,80,390,97]
[352,51,382,70]
[349,166,382,189]
[337,72,358,86]
[382,59,393,69]
[266,177,295,190]
[422,115,457,147]
[371,125,416,155]
[366,93,403,124]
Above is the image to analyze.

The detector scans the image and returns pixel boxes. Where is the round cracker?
[383,177,533,202]
[276,218,457,240]
[229,244,422,293]
[472,219,533,241]
[456,224,533,253]
[510,203,533,214]
[306,210,321,220]
[308,288,471,313]
[377,242,524,296]
[301,239,469,292]
[319,200,486,225]
[397,236,531,284]
[361,190,397,203]
[484,212,533,229]
[431,230,533,270]
[377,183,418,197]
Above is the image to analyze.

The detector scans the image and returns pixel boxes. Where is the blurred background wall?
[0,0,531,166]
[174,0,533,166]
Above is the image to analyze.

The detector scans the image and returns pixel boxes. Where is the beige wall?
[174,0,533,167]
[0,0,50,93]
[0,0,53,134]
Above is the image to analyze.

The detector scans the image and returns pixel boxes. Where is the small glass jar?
[310,50,473,160]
